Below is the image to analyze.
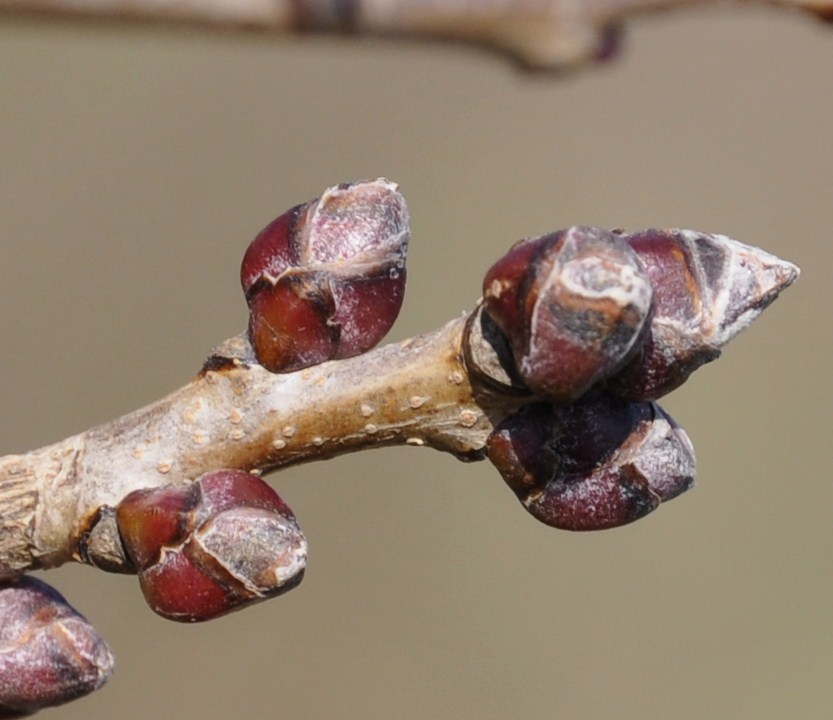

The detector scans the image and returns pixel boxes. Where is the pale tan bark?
[0,311,520,579]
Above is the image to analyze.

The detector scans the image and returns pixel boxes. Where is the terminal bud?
[611,229,800,400]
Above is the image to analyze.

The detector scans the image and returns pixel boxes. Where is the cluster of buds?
[239,185,797,532]
[0,471,306,713]
[482,226,798,529]
[0,181,799,715]
[239,189,798,533]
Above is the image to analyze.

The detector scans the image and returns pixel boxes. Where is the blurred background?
[0,8,831,719]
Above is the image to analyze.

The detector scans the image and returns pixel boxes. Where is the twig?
[0,184,799,579]
[1,0,831,70]
[0,314,504,578]
[0,180,799,714]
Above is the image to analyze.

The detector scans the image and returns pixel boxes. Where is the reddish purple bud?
[593,23,623,63]
[483,227,652,403]
[241,179,409,372]
[240,204,303,294]
[611,229,800,400]
[246,273,339,373]
[484,403,561,498]
[0,577,113,717]
[117,470,307,622]
[486,393,695,531]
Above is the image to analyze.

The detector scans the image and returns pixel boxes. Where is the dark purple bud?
[241,179,409,372]
[0,577,113,717]
[483,227,653,403]
[486,392,695,531]
[117,470,307,622]
[247,273,339,373]
[593,23,623,63]
[485,403,560,498]
[611,229,800,400]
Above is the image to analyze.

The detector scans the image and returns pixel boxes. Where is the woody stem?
[0,310,516,579]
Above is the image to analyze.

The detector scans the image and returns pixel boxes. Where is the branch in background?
[0,0,831,70]
[0,179,799,712]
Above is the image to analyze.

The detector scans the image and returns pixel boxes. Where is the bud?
[241,179,410,372]
[483,227,653,403]
[611,229,800,400]
[0,577,113,717]
[486,392,695,531]
[116,470,307,622]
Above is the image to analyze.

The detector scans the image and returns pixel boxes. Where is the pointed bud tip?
[704,231,800,287]
[694,232,800,346]
[609,229,800,400]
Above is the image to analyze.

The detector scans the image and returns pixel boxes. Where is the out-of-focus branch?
[0,0,830,70]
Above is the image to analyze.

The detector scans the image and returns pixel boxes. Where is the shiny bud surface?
[242,179,410,372]
[0,577,113,717]
[483,227,652,403]
[612,229,800,400]
[486,392,695,531]
[117,470,307,622]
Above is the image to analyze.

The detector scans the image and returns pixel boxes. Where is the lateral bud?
[116,470,308,623]
[0,577,113,717]
[241,179,410,372]
[483,226,653,403]
[486,392,695,531]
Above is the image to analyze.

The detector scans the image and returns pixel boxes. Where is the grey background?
[1,8,831,719]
